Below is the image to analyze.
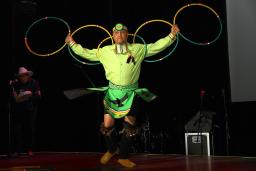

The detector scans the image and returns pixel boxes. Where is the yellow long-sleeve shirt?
[70,35,175,86]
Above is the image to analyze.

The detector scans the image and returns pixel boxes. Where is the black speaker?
[185,132,211,156]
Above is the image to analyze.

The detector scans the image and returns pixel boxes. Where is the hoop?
[96,33,147,59]
[68,24,113,65]
[133,19,179,62]
[173,3,222,45]
[24,16,70,57]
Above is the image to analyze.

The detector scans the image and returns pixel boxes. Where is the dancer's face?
[113,30,128,44]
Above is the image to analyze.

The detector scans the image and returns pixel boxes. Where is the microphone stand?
[142,115,150,153]
[197,90,205,155]
[7,81,14,157]
[222,88,230,155]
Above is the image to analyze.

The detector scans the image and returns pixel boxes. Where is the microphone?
[200,89,206,97]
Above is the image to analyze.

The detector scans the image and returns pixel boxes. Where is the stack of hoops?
[24,3,223,65]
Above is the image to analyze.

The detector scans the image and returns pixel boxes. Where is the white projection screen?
[226,0,256,102]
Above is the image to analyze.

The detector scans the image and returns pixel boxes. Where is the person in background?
[10,66,41,157]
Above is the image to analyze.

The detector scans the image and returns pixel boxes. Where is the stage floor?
[0,152,256,171]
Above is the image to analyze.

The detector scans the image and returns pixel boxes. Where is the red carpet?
[0,152,256,171]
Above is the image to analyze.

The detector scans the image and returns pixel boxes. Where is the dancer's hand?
[171,24,180,36]
[16,91,32,103]
[169,24,180,39]
[65,33,76,46]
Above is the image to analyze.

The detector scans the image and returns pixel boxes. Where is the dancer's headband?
[113,23,127,31]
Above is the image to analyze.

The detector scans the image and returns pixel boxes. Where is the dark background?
[0,0,255,156]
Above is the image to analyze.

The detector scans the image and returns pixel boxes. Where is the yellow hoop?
[173,3,219,24]
[68,24,114,65]
[71,24,113,43]
[133,19,173,43]
[173,3,222,45]
[97,36,112,57]
[96,33,146,57]
[132,19,179,62]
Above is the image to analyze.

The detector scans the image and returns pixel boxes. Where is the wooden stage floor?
[0,152,256,171]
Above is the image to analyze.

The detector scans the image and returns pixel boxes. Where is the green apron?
[88,82,157,119]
